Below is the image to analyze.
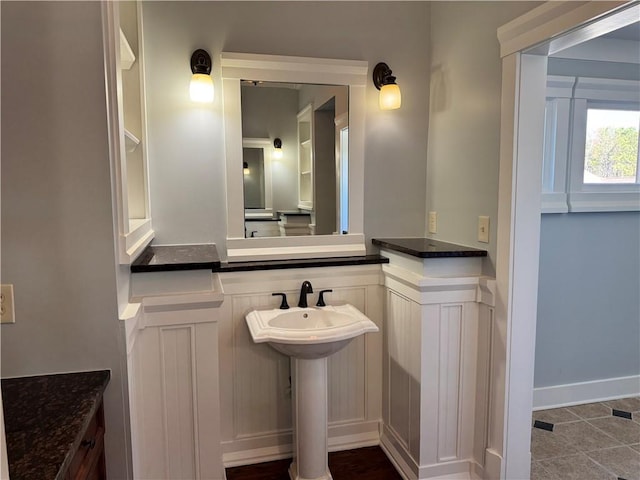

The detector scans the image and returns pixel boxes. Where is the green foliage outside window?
[585,126,639,180]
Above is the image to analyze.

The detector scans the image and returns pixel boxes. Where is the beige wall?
[0,2,131,478]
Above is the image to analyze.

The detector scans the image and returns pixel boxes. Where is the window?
[542,75,640,213]
[583,108,639,184]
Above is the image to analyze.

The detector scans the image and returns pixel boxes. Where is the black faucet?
[316,289,333,307]
[298,280,313,308]
[272,293,289,309]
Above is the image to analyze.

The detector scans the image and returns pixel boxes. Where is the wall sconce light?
[373,62,401,110]
[273,138,283,159]
[243,162,250,175]
[190,49,214,103]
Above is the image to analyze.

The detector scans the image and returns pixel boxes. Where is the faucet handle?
[272,293,290,310]
[316,289,333,307]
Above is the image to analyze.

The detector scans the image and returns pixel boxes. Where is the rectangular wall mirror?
[240,81,349,238]
[222,53,368,261]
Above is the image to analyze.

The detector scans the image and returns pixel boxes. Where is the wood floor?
[225,446,403,480]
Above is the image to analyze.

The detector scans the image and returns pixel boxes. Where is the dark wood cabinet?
[65,402,107,480]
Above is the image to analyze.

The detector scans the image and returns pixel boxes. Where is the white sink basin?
[245,304,378,359]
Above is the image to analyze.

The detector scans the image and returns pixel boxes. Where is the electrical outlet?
[478,216,490,243]
[428,211,437,234]
[1,284,15,324]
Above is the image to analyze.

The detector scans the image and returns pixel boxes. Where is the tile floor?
[531,397,640,480]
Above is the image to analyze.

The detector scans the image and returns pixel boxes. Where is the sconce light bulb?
[379,83,401,110]
[190,73,214,103]
[273,148,283,159]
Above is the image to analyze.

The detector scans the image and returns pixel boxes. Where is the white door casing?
[494,2,634,478]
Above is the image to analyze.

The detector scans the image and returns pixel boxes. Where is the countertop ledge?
[131,244,221,272]
[217,254,389,272]
[131,244,389,273]
[2,370,110,480]
[372,237,488,258]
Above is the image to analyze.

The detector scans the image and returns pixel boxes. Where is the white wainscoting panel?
[126,278,225,480]
[219,266,383,466]
[474,304,493,466]
[160,326,198,479]
[379,248,495,480]
[232,294,293,438]
[438,305,462,462]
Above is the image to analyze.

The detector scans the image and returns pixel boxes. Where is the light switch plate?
[1,284,15,324]
[478,216,490,243]
[428,211,437,234]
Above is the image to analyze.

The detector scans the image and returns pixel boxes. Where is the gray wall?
[0,2,131,478]
[141,1,432,254]
[427,1,541,276]
[535,42,640,388]
[535,212,640,387]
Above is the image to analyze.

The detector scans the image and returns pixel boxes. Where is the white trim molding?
[102,1,154,265]
[496,2,639,479]
[567,94,640,208]
[533,375,640,410]
[497,1,632,58]
[543,75,640,213]
[221,52,368,262]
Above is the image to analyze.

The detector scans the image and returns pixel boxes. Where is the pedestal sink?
[245,303,378,480]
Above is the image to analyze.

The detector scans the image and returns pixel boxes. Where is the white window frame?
[542,75,640,213]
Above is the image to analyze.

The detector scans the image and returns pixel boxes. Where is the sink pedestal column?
[289,357,333,480]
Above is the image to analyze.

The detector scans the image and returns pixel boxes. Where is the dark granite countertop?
[217,254,388,272]
[131,244,221,273]
[131,243,388,273]
[277,210,311,216]
[1,370,110,480]
[372,238,487,258]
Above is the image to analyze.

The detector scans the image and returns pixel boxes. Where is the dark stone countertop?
[277,210,311,216]
[131,243,388,273]
[372,238,487,259]
[1,370,110,480]
[131,244,221,273]
[217,254,389,272]
[245,217,279,222]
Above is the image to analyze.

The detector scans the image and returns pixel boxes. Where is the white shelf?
[120,29,135,70]
[124,129,140,152]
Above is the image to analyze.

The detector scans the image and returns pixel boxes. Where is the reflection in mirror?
[243,147,265,208]
[242,138,274,238]
[240,81,349,238]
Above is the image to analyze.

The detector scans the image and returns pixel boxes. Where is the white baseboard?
[380,429,417,480]
[483,448,503,480]
[222,421,380,468]
[381,427,478,480]
[533,375,640,410]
